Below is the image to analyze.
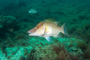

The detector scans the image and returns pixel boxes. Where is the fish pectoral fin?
[45,37,51,41]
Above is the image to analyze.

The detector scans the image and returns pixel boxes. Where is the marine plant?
[52,44,79,60]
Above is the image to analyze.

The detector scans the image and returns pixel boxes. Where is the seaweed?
[52,44,65,54]
[83,47,90,59]
[52,45,80,60]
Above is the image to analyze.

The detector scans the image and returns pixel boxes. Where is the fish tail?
[60,23,68,36]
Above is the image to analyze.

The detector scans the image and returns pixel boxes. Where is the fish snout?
[28,30,32,33]
[27,31,32,36]
[28,31,35,36]
[28,28,37,33]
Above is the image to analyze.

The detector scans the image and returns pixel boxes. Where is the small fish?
[28,19,68,41]
[28,8,37,14]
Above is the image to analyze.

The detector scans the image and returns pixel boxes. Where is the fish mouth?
[28,30,36,36]
[29,33,32,36]
[28,33,43,36]
[28,31,32,33]
[28,31,33,36]
[28,32,34,35]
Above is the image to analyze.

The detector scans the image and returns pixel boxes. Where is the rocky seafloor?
[0,0,90,60]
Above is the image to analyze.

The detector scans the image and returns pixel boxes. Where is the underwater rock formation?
[28,44,80,60]
[0,15,20,39]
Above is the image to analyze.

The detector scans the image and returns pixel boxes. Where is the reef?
[0,0,90,60]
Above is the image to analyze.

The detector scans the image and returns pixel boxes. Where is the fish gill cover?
[0,0,90,60]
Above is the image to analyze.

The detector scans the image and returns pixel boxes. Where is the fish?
[28,19,68,41]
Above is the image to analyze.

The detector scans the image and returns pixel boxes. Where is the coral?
[28,43,80,60]
[28,44,58,60]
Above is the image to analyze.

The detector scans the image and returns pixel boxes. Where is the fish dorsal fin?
[45,19,60,25]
